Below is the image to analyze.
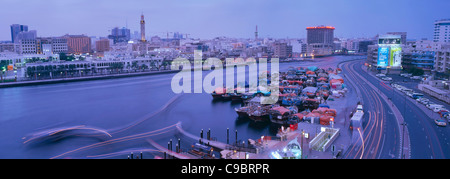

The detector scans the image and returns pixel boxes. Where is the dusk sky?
[1,0,449,41]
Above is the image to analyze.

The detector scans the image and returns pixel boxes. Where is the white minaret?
[140,14,146,42]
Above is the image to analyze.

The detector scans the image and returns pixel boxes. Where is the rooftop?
[306,26,335,30]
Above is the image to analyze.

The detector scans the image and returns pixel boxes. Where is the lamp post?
[401,122,407,159]
[301,129,304,159]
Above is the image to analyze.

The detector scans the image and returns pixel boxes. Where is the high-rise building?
[433,19,450,43]
[367,34,403,74]
[140,14,146,42]
[64,35,92,54]
[15,30,37,41]
[306,25,335,56]
[18,39,37,54]
[10,24,28,43]
[306,26,335,45]
[434,44,450,73]
[273,42,292,58]
[51,37,68,54]
[95,38,110,52]
[108,27,131,44]
[387,32,407,45]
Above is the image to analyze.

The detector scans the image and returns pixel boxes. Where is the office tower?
[108,27,131,44]
[64,35,92,54]
[273,42,292,58]
[10,24,28,43]
[51,37,68,54]
[387,32,407,45]
[433,19,450,42]
[306,25,335,56]
[15,30,37,41]
[95,38,110,52]
[306,26,335,45]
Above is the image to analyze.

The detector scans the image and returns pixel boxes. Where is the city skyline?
[1,0,449,41]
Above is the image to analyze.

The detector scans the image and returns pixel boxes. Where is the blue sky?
[1,0,449,40]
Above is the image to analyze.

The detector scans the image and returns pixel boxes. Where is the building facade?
[434,44,450,74]
[273,42,292,58]
[95,38,110,52]
[64,35,92,54]
[108,27,131,44]
[10,24,28,43]
[387,32,407,45]
[434,19,450,43]
[18,39,37,54]
[306,26,335,56]
[51,37,69,54]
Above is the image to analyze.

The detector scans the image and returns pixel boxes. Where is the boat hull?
[248,114,269,122]
[212,94,223,100]
[236,110,249,118]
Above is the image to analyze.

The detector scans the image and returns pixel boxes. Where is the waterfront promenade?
[0,69,180,88]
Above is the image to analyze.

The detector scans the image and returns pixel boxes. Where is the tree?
[150,61,157,70]
[0,61,8,81]
[131,61,139,72]
[60,53,75,61]
[161,61,169,70]
[141,64,148,71]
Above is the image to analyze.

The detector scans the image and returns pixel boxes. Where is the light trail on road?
[341,61,394,159]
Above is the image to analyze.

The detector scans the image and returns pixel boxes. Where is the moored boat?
[269,106,298,125]
[211,87,225,100]
[235,106,252,118]
[231,93,243,101]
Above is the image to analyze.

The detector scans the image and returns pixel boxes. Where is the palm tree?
[162,61,170,70]
[132,61,139,72]
[68,64,76,77]
[141,64,148,72]
[150,61,157,71]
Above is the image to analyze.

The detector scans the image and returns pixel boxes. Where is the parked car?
[434,119,447,127]
[436,108,449,114]
[382,77,393,81]
[402,88,413,93]
[427,104,443,110]
[412,93,424,99]
[395,85,405,91]
[400,73,412,77]
[417,98,430,105]
[410,76,421,80]
[433,107,447,113]
[406,92,414,98]
[376,73,386,78]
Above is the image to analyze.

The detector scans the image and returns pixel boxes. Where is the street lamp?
[401,122,407,159]
[301,129,304,159]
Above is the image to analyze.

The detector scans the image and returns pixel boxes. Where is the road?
[340,60,401,159]
[346,60,450,159]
